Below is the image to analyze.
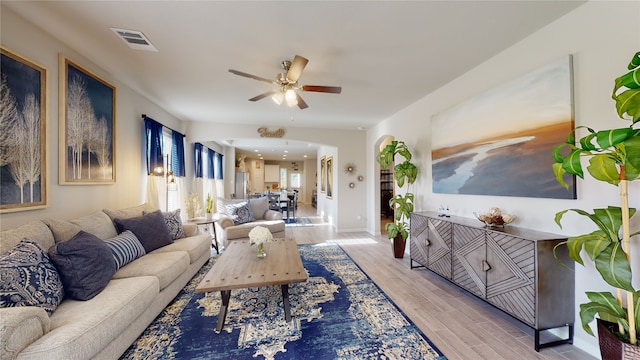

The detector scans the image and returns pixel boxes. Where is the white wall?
[366,1,640,356]
[0,7,191,229]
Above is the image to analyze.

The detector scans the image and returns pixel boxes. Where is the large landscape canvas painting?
[431,56,576,199]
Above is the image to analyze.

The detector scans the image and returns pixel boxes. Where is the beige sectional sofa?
[0,204,211,360]
[214,196,285,246]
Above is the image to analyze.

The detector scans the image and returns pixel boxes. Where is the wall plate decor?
[431,55,576,199]
[349,182,355,188]
[59,54,116,184]
[344,162,356,175]
[357,175,364,182]
[0,46,48,213]
[326,156,333,199]
[320,156,326,193]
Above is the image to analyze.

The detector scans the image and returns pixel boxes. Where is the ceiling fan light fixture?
[271,91,284,105]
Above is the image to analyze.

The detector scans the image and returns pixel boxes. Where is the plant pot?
[392,235,406,258]
[597,319,640,359]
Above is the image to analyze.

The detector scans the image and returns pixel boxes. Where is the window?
[280,168,287,189]
[290,173,301,188]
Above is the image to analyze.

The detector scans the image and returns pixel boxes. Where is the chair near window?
[267,194,281,212]
[281,191,298,220]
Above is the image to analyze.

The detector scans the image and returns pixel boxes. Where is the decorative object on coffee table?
[249,226,272,258]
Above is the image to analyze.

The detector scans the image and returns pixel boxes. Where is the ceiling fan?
[228,55,342,109]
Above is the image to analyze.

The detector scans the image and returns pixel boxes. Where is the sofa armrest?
[216,216,235,229]
[264,210,283,221]
[0,307,51,359]
[182,224,198,237]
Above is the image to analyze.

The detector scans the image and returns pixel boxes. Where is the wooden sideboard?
[409,211,575,351]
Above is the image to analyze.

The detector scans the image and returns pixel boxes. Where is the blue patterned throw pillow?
[226,202,255,225]
[0,238,64,315]
[104,230,146,270]
[143,209,185,240]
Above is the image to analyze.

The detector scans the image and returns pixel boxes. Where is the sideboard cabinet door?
[484,231,535,326]
[452,224,486,298]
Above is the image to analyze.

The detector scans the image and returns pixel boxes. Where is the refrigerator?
[234,172,249,199]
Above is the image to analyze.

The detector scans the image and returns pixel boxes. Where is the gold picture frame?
[59,54,116,184]
[0,46,48,213]
[326,156,333,199]
[320,156,326,193]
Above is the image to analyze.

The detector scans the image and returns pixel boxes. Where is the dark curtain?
[216,153,224,180]
[207,149,215,179]
[171,130,186,177]
[144,116,163,175]
[194,142,203,178]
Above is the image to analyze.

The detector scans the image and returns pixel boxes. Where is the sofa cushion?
[113,210,173,253]
[0,238,64,315]
[48,231,117,301]
[226,202,255,225]
[43,211,117,243]
[225,220,286,240]
[143,208,185,240]
[249,196,269,220]
[20,276,159,360]
[112,252,189,290]
[104,230,146,270]
[0,221,55,257]
[150,233,210,264]
[102,203,153,222]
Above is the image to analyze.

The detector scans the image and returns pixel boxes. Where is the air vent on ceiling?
[110,27,158,52]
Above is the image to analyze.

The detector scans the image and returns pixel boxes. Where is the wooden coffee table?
[195,238,307,333]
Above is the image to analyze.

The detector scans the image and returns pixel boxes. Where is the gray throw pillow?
[0,238,64,314]
[114,210,173,252]
[48,231,117,301]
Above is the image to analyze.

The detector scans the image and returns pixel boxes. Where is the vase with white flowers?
[249,226,273,258]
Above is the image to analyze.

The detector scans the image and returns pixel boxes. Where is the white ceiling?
[3,0,584,160]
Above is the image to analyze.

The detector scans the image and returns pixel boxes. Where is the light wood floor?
[286,203,596,360]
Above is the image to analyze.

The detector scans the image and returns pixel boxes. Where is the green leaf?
[587,154,620,185]
[579,133,598,151]
[594,242,634,291]
[596,128,633,149]
[614,88,640,123]
[579,292,627,336]
[552,163,569,189]
[623,136,640,180]
[562,149,584,178]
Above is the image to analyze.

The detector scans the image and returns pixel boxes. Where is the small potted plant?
[552,52,640,358]
[205,193,213,220]
[376,140,418,258]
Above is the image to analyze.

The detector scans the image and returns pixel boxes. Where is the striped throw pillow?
[104,230,146,270]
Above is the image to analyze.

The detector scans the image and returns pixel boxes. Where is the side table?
[186,215,221,254]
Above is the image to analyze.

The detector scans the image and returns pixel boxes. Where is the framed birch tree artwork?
[0,46,48,213]
[59,54,116,184]
[326,156,333,199]
[320,156,326,193]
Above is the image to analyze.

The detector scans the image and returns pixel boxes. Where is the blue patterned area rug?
[284,216,312,226]
[121,244,447,360]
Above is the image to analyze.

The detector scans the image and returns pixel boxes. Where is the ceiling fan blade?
[286,55,308,83]
[301,85,342,94]
[249,91,278,102]
[228,69,274,84]
[296,93,309,109]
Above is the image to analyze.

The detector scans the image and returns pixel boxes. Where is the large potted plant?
[376,140,418,258]
[552,52,640,358]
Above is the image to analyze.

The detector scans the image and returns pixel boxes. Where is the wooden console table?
[409,211,574,351]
